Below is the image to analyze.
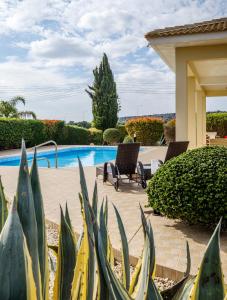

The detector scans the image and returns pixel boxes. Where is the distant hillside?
[119,111,227,123]
[119,113,175,122]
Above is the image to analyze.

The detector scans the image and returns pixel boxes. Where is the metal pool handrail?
[28,157,51,168]
[32,140,58,168]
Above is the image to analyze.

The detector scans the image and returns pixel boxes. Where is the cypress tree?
[86,53,120,131]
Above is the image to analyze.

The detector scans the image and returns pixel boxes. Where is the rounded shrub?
[164,119,175,144]
[62,125,90,145]
[123,135,134,143]
[147,146,227,227]
[103,128,121,145]
[125,117,164,145]
[116,124,127,142]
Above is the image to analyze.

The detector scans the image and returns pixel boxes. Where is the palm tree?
[0,96,36,119]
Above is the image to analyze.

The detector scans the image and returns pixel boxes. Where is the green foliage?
[0,118,104,149]
[88,128,103,145]
[0,144,226,299]
[206,112,227,137]
[42,120,65,143]
[116,124,127,142]
[86,53,120,131]
[68,121,91,129]
[103,128,121,145]
[0,96,36,119]
[123,135,134,143]
[0,118,45,149]
[63,125,90,145]
[126,117,164,146]
[164,119,175,144]
[147,146,227,226]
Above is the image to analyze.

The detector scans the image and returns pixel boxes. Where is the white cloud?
[0,0,226,120]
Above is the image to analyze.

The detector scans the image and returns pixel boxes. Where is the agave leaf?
[65,202,73,232]
[0,176,8,232]
[0,198,37,300]
[97,228,131,300]
[139,205,155,277]
[48,244,58,255]
[30,148,49,300]
[113,204,130,290]
[78,158,89,202]
[147,278,163,300]
[189,219,225,299]
[92,181,98,220]
[53,206,77,300]
[99,200,108,255]
[16,140,42,299]
[129,258,142,295]
[173,277,195,300]
[133,234,150,300]
[161,241,191,299]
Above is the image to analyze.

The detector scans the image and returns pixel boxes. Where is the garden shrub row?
[206,112,227,137]
[125,117,164,145]
[0,118,103,149]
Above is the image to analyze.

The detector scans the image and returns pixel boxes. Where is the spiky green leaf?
[30,147,49,300]
[0,176,8,232]
[16,140,42,299]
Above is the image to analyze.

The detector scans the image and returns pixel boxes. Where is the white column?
[196,91,206,147]
[176,57,188,141]
[187,77,196,148]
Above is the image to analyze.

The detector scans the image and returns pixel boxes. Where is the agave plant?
[0,141,226,299]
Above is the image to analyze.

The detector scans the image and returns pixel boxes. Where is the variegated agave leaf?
[0,198,37,300]
[16,140,42,299]
[0,176,8,233]
[30,147,49,300]
[188,219,225,300]
[53,206,77,300]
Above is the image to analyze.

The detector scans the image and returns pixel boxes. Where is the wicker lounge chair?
[96,143,140,191]
[137,141,189,188]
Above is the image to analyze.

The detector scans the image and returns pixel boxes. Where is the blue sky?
[0,0,226,121]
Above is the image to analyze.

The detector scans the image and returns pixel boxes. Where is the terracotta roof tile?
[145,18,227,39]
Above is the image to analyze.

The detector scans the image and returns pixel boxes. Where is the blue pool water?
[0,147,119,168]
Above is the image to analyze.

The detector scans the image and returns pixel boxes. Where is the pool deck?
[0,145,226,281]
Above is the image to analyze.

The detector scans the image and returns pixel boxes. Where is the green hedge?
[0,118,105,149]
[206,113,227,137]
[0,118,45,149]
[147,146,227,227]
[125,117,164,145]
[62,125,90,145]
[88,128,103,145]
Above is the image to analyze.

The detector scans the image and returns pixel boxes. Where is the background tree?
[86,53,120,131]
[0,96,36,119]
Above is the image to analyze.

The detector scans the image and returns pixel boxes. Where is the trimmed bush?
[123,135,134,143]
[103,128,121,145]
[0,118,45,149]
[206,112,227,137]
[42,120,65,143]
[147,146,227,226]
[62,125,90,145]
[116,124,127,142]
[125,117,164,145]
[164,119,175,144]
[88,128,103,145]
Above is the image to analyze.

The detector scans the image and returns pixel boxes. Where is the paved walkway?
[0,146,226,280]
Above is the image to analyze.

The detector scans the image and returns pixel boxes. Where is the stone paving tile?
[0,146,226,280]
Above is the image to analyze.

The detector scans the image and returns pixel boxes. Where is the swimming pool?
[0,147,119,168]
